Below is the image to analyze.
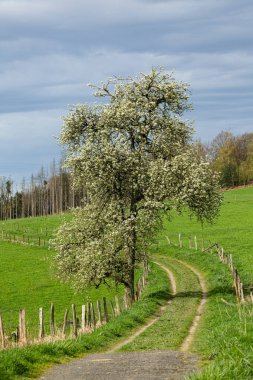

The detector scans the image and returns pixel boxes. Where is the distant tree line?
[0,159,86,220]
[196,131,253,187]
[0,131,252,220]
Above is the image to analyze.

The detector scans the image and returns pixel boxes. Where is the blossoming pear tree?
[52,68,221,300]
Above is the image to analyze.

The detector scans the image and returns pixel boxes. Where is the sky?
[0,0,253,183]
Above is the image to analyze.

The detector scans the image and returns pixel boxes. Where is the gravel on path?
[39,350,201,380]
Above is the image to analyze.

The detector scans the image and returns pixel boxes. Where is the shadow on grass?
[144,290,170,303]
[174,286,234,300]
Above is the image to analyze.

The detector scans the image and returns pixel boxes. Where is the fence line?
[1,230,49,247]
[0,260,149,350]
[166,233,247,304]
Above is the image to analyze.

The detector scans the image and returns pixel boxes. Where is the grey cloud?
[0,0,252,181]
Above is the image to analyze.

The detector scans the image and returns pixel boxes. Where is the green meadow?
[0,263,169,380]
[0,215,123,338]
[0,186,252,379]
[121,185,253,379]
[161,186,253,284]
[0,213,72,245]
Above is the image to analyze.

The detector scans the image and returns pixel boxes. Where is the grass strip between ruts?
[118,257,201,352]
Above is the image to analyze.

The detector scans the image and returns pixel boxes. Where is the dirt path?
[38,259,206,380]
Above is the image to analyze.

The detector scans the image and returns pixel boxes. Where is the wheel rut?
[177,259,207,352]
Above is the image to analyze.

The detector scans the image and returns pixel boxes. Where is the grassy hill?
[1,186,252,334]
[0,186,252,379]
[160,186,253,285]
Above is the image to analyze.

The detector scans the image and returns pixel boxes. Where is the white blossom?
[52,68,222,298]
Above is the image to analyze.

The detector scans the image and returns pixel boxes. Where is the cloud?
[0,0,226,27]
[1,48,252,111]
[0,0,252,181]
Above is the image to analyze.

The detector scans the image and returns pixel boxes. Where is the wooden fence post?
[143,255,148,277]
[91,303,96,329]
[50,303,55,337]
[81,305,86,332]
[234,269,240,301]
[19,309,27,345]
[237,278,240,300]
[166,236,171,245]
[103,297,109,323]
[62,309,68,338]
[240,282,245,303]
[39,307,45,339]
[87,302,91,328]
[0,314,5,348]
[72,304,77,338]
[115,295,121,316]
[123,291,129,310]
[97,300,102,325]
[233,269,236,295]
